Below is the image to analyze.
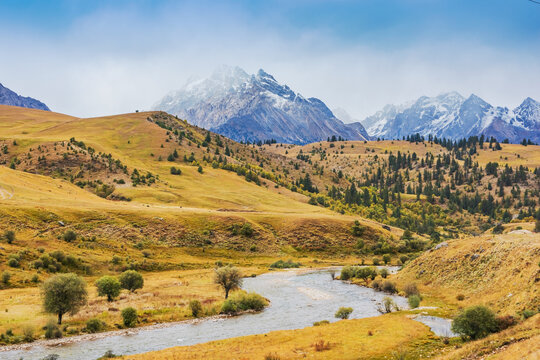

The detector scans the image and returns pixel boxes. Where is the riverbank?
[0,267,412,360]
[0,312,256,353]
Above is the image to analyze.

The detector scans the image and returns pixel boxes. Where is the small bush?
[382,254,391,265]
[44,320,62,339]
[23,326,35,342]
[7,258,19,268]
[220,292,267,314]
[189,300,202,317]
[50,250,65,263]
[313,320,330,326]
[62,230,77,242]
[121,307,137,328]
[399,255,408,264]
[372,258,380,265]
[371,279,382,291]
[340,266,355,280]
[264,353,281,360]
[170,166,182,175]
[495,315,516,331]
[220,299,237,314]
[492,224,504,234]
[378,297,398,313]
[97,350,119,359]
[4,230,15,244]
[451,305,497,340]
[403,283,420,297]
[239,223,254,237]
[522,309,536,319]
[408,295,421,309]
[86,318,105,333]
[313,339,331,351]
[456,294,465,301]
[379,268,389,278]
[270,259,300,269]
[381,281,397,294]
[335,307,353,319]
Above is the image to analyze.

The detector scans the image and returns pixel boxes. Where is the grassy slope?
[0,106,397,339]
[0,105,538,357]
[123,314,434,360]
[435,315,539,360]
[392,229,540,315]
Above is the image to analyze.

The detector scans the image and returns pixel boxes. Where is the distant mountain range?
[0,83,50,111]
[153,66,370,144]
[362,92,540,144]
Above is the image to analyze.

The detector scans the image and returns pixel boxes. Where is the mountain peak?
[0,83,50,111]
[154,66,369,144]
[464,93,489,106]
[256,69,277,82]
[362,91,539,143]
[519,97,540,108]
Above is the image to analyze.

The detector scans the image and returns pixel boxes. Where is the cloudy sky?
[1,0,540,120]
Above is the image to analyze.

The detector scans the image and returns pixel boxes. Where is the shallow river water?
[1,268,453,360]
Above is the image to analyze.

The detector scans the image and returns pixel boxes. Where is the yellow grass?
[393,230,540,315]
[123,314,433,360]
[0,267,261,336]
[434,315,540,360]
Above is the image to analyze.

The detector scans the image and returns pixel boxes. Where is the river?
[1,268,453,360]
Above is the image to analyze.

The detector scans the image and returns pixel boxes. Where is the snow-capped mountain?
[363,93,540,144]
[0,83,50,111]
[154,66,370,144]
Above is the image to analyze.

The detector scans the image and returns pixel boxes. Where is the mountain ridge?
[0,83,50,111]
[363,92,540,143]
[154,66,370,144]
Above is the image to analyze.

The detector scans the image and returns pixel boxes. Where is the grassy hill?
[0,104,537,354]
[393,227,540,315]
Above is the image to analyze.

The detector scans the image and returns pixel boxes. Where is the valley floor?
[120,230,540,360]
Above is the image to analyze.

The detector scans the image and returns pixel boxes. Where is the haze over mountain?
[154,66,370,144]
[0,83,50,111]
[362,92,540,144]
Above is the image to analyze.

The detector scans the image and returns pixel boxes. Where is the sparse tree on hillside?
[119,270,144,292]
[42,273,88,324]
[95,275,121,302]
[4,230,15,244]
[214,266,242,299]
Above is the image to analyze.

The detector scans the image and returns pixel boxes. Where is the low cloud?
[1,1,538,120]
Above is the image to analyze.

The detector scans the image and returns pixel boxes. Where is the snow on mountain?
[0,83,50,111]
[154,66,370,144]
[362,92,540,144]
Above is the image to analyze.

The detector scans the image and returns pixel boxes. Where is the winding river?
[1,268,454,360]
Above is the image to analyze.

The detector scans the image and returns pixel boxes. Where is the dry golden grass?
[393,229,540,315]
[434,315,540,360]
[122,314,433,360]
[0,267,262,337]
